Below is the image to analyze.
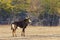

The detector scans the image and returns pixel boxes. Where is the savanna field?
[0,25,60,40]
[0,0,60,40]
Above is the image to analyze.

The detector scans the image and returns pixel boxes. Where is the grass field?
[0,25,60,40]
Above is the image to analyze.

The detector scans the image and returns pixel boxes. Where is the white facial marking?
[29,19,31,23]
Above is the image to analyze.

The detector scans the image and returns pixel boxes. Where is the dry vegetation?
[0,25,60,40]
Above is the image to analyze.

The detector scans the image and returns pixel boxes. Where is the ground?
[0,25,60,40]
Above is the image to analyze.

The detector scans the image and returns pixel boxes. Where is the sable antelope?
[11,17,31,37]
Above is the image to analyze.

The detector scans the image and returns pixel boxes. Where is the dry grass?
[0,25,60,40]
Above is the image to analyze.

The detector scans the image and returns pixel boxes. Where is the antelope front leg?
[21,28,25,36]
[21,31,25,36]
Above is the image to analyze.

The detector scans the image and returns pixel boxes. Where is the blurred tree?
[0,0,60,25]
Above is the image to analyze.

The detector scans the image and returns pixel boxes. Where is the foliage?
[0,0,60,26]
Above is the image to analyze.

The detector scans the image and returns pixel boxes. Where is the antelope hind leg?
[12,29,17,37]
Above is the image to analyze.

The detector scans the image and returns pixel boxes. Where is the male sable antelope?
[11,17,31,37]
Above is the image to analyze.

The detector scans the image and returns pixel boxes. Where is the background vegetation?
[0,0,60,26]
